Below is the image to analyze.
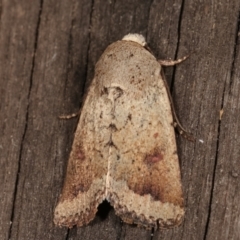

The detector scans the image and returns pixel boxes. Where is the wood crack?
[7,1,44,239]
[228,9,240,94]
[203,9,240,240]
[170,0,185,92]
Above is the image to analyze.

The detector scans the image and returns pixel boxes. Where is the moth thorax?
[122,33,146,46]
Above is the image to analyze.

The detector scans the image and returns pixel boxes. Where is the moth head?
[122,33,146,46]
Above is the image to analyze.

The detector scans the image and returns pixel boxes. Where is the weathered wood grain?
[0,1,42,239]
[0,0,240,239]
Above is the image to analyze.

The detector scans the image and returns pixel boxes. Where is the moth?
[54,33,187,229]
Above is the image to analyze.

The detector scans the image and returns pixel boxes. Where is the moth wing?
[54,39,184,229]
[54,83,111,227]
[102,41,184,228]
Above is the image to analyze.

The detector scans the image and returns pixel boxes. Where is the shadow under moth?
[54,33,186,229]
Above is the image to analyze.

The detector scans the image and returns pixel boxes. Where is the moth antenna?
[158,55,189,66]
[59,110,81,119]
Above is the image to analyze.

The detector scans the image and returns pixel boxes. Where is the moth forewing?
[54,33,185,229]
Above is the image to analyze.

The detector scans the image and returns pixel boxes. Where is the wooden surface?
[1,0,240,239]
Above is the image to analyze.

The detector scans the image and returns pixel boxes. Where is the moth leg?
[160,69,195,142]
[59,110,81,119]
[158,55,189,66]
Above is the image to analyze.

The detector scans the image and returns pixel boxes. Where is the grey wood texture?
[0,0,240,239]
